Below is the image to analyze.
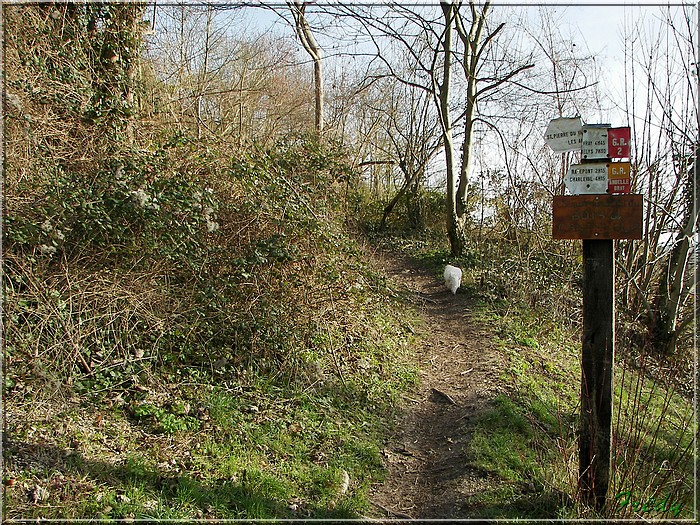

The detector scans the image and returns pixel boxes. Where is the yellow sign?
[608,162,631,179]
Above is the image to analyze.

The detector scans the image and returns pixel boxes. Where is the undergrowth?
[2,135,419,519]
[2,6,420,517]
[468,280,694,519]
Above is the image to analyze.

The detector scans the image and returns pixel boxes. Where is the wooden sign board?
[552,194,643,240]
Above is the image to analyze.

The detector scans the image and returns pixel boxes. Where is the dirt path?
[368,251,508,519]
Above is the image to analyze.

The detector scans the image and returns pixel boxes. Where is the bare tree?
[146,5,314,144]
[288,1,324,135]
[373,78,443,230]
[617,5,698,355]
[332,2,535,255]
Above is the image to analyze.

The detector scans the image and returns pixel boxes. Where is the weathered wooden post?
[580,238,615,509]
[546,119,642,511]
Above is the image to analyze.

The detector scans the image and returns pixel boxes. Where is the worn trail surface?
[368,251,507,519]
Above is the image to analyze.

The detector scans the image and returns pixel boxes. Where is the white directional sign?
[582,125,610,159]
[544,117,583,153]
[565,163,608,195]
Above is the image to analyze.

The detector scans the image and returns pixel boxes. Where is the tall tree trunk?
[91,3,144,143]
[456,2,487,221]
[443,1,490,256]
[437,2,463,256]
[312,49,324,134]
[290,2,324,136]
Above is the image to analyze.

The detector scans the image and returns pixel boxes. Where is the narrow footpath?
[368,251,508,519]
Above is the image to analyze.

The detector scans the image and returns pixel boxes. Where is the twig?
[278,172,319,221]
[370,500,413,519]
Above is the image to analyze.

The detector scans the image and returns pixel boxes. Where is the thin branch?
[476,63,535,97]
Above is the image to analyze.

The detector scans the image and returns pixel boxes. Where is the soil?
[368,250,508,519]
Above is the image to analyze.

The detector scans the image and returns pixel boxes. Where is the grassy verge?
[468,294,694,519]
[3,271,419,520]
[456,306,574,518]
[4,361,416,520]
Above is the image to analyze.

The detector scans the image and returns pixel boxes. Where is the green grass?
[3,357,415,520]
[609,366,695,519]
[470,395,538,481]
[463,301,694,520]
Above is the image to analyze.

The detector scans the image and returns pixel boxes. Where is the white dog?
[443,264,462,294]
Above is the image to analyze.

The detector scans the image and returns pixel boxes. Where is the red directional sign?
[608,127,631,159]
[608,179,631,194]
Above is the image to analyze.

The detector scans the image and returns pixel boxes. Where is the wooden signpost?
[546,119,642,510]
[580,237,615,510]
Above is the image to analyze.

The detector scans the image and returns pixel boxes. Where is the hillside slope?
[2,137,421,520]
